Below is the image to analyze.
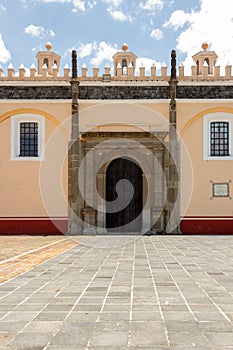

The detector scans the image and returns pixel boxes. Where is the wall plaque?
[213,183,229,197]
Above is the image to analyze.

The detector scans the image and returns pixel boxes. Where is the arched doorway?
[106,158,143,232]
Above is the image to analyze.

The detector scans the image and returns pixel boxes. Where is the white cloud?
[136,57,161,74]
[23,0,90,11]
[139,0,163,11]
[90,41,117,66]
[87,0,96,9]
[71,0,85,11]
[0,33,11,64]
[150,28,163,40]
[24,24,55,38]
[101,0,122,6]
[108,8,133,22]
[170,0,233,74]
[163,9,192,30]
[78,42,96,58]
[0,3,6,12]
[63,41,117,67]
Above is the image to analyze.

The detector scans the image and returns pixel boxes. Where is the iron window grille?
[210,121,229,157]
[19,122,38,157]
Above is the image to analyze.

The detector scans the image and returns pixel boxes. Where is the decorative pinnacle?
[72,50,77,79]
[45,42,53,51]
[171,49,177,79]
[122,43,128,52]
[202,42,208,51]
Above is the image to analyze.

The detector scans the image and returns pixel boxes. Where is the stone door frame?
[81,131,170,234]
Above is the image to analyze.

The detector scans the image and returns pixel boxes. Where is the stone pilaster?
[167,50,181,233]
[68,50,84,234]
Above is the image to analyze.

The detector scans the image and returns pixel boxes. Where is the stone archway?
[106,157,143,233]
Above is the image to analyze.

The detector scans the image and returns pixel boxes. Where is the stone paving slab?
[0,235,233,349]
[0,236,78,284]
[0,235,66,261]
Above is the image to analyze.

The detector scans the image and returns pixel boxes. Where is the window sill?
[10,156,45,162]
[204,156,233,161]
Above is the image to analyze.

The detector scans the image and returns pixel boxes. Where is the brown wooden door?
[106,158,142,232]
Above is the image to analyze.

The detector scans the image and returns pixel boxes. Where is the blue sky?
[0,0,232,75]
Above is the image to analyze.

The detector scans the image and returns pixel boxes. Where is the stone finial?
[203,62,209,77]
[151,62,156,77]
[52,63,59,77]
[214,65,220,78]
[8,63,15,78]
[104,64,111,75]
[82,63,88,77]
[162,62,168,78]
[42,63,48,78]
[19,63,26,78]
[140,64,145,78]
[122,43,128,52]
[202,42,208,51]
[225,64,232,79]
[46,42,53,51]
[171,50,176,79]
[72,50,77,79]
[93,67,99,78]
[30,63,37,78]
[63,63,70,78]
[116,63,122,77]
[191,60,197,77]
[128,62,134,77]
[179,63,184,78]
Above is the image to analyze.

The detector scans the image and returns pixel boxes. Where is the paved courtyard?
[0,235,233,349]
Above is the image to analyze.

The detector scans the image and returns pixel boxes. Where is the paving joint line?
[85,238,127,350]
[166,237,233,325]
[150,237,214,350]
[142,236,171,349]
[44,237,125,350]
[0,237,68,266]
[5,243,91,347]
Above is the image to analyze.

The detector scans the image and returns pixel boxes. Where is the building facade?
[0,43,232,234]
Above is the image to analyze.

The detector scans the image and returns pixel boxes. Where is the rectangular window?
[19,122,38,157]
[210,121,229,157]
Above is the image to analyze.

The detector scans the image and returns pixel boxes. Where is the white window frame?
[204,112,233,160]
[10,114,45,161]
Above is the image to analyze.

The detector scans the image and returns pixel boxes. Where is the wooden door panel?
[106,158,142,232]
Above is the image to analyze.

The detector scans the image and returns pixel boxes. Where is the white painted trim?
[0,98,232,104]
[79,81,169,86]
[176,99,233,103]
[203,112,233,160]
[78,99,170,104]
[0,81,70,86]
[10,114,45,161]
[0,80,232,87]
[79,98,232,104]
[182,217,233,220]
[178,81,233,86]
[0,99,71,103]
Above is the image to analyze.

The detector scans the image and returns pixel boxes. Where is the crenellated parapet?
[0,42,232,83]
[0,63,71,81]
